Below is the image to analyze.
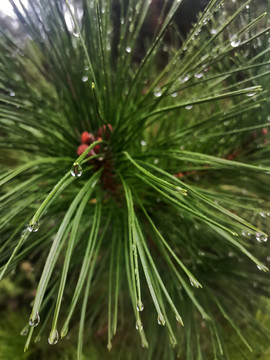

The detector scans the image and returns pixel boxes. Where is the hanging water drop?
[136,300,144,312]
[20,324,29,336]
[82,76,88,82]
[71,163,82,177]
[73,31,79,38]
[48,329,59,345]
[241,231,251,237]
[27,221,40,233]
[141,140,147,146]
[210,29,217,35]
[9,90,15,97]
[180,75,190,83]
[29,312,40,327]
[185,105,193,110]
[230,35,240,47]
[126,46,131,53]
[246,92,256,97]
[154,158,159,164]
[189,277,201,288]
[135,319,143,331]
[260,212,266,218]
[157,314,166,326]
[255,232,268,243]
[171,92,177,97]
[194,73,203,79]
[154,89,162,97]
[175,316,182,324]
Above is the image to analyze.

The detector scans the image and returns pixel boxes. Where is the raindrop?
[246,92,256,97]
[154,89,162,97]
[141,140,147,146]
[9,91,15,96]
[135,319,143,331]
[210,29,217,35]
[29,312,40,327]
[20,324,29,336]
[126,46,131,53]
[48,329,59,345]
[260,212,266,218]
[136,300,144,312]
[194,73,203,79]
[241,231,251,237]
[180,75,190,83]
[73,31,79,38]
[71,163,82,177]
[171,92,177,97]
[157,314,166,326]
[175,316,182,324]
[257,264,263,271]
[154,158,159,164]
[255,232,268,243]
[82,76,88,82]
[189,277,201,288]
[230,35,240,48]
[185,105,193,110]
[107,342,112,351]
[27,221,39,233]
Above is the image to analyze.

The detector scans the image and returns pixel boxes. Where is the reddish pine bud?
[97,124,113,139]
[94,137,102,153]
[77,144,89,156]
[81,131,95,144]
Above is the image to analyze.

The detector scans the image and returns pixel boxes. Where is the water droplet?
[73,31,79,38]
[157,314,165,326]
[71,163,82,177]
[27,221,39,233]
[107,342,112,351]
[180,75,190,83]
[185,105,193,110]
[210,29,217,35]
[82,76,88,82]
[135,319,143,331]
[194,73,203,79]
[255,232,268,243]
[189,277,201,288]
[9,91,15,96]
[230,35,240,47]
[141,140,147,146]
[246,92,256,97]
[175,316,182,324]
[260,212,266,218]
[136,300,144,312]
[171,92,177,97]
[241,231,251,237]
[20,324,29,336]
[257,264,263,271]
[154,158,159,164]
[126,46,131,53]
[29,312,40,327]
[48,329,59,345]
[154,89,162,97]
[267,256,270,262]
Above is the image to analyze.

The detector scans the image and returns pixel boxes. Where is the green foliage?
[0,0,270,359]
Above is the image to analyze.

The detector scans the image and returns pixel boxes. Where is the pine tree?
[0,0,270,359]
